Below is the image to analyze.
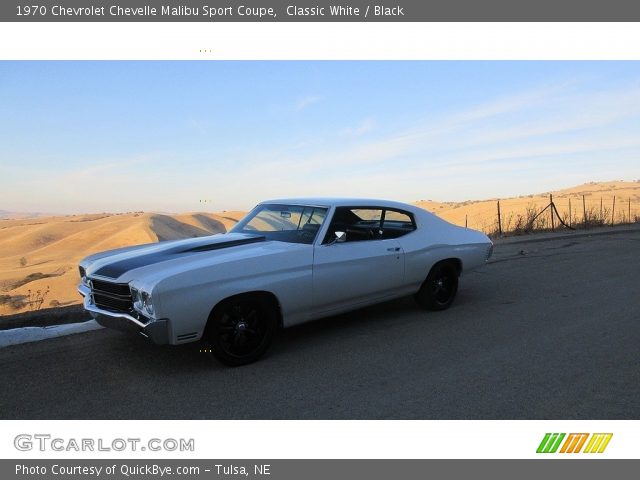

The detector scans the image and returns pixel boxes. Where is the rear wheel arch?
[442,257,462,276]
[414,258,461,311]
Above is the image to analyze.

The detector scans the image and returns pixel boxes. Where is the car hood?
[83,233,268,282]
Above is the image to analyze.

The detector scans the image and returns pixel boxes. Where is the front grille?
[90,279,133,313]
[91,279,131,296]
[93,292,133,312]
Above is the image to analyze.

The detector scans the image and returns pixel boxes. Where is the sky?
[1,61,639,214]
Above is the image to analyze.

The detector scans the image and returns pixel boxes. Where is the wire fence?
[453,194,640,238]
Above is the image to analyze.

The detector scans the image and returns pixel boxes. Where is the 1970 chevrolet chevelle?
[78,198,492,365]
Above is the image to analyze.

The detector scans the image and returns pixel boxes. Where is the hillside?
[0,211,244,315]
[415,181,640,233]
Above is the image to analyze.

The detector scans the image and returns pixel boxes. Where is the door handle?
[387,247,400,252]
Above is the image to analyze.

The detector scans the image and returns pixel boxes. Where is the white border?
[2,420,638,459]
[1,19,639,463]
[1,22,640,60]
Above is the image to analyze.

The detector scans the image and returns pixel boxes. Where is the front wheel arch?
[203,291,282,366]
[206,291,283,330]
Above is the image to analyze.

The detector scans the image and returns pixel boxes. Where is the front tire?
[205,295,278,366]
[414,261,459,311]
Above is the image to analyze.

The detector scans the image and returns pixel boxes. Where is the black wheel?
[414,261,459,311]
[205,295,278,366]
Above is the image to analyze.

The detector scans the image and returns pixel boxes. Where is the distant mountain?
[0,210,53,220]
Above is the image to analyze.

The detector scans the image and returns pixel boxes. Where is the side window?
[350,209,383,222]
[381,209,416,239]
[323,207,384,243]
[323,207,417,243]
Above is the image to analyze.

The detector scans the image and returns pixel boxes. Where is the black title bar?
[3,0,640,22]
[3,459,640,480]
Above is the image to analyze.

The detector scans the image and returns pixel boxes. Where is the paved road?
[1,229,639,419]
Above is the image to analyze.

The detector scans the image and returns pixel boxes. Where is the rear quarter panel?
[399,210,491,290]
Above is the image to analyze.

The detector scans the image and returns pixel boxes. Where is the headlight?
[130,286,154,317]
[141,291,154,316]
[131,287,142,310]
[79,266,90,287]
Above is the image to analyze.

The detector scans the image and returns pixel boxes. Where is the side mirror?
[325,231,346,246]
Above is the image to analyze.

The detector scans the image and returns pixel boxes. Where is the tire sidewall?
[416,262,459,311]
[205,295,278,366]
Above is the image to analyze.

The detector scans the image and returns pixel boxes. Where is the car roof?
[260,197,421,211]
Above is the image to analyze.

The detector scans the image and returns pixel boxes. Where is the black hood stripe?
[93,236,265,279]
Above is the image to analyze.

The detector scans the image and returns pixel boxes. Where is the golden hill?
[415,181,640,233]
[0,211,244,315]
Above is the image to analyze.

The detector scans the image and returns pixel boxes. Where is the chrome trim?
[87,273,122,282]
[257,202,331,209]
[82,291,149,329]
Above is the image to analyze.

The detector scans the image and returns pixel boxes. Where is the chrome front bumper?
[78,284,170,344]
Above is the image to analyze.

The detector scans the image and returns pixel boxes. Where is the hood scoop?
[92,235,266,279]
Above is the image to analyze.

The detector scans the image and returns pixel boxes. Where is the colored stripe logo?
[537,433,612,453]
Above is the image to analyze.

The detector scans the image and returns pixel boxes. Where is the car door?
[312,207,405,315]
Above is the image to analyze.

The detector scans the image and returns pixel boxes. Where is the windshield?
[230,204,328,244]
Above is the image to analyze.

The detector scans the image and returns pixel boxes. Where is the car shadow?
[102,289,477,373]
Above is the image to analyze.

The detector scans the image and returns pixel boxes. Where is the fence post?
[497,200,502,236]
[465,214,468,228]
[568,198,572,228]
[583,195,587,229]
[612,196,616,226]
[629,198,632,225]
[600,197,603,220]
[549,194,555,231]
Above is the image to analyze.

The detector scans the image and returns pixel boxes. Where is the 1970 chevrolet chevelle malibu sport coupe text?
[78,198,492,365]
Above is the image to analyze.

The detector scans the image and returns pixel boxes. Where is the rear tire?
[205,294,278,366]
[414,261,459,311]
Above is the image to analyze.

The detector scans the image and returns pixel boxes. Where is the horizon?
[2,61,640,214]
[1,178,637,218]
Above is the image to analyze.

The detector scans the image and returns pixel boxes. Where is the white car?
[78,198,492,365]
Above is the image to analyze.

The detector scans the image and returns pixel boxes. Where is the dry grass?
[415,181,640,236]
[0,211,244,315]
